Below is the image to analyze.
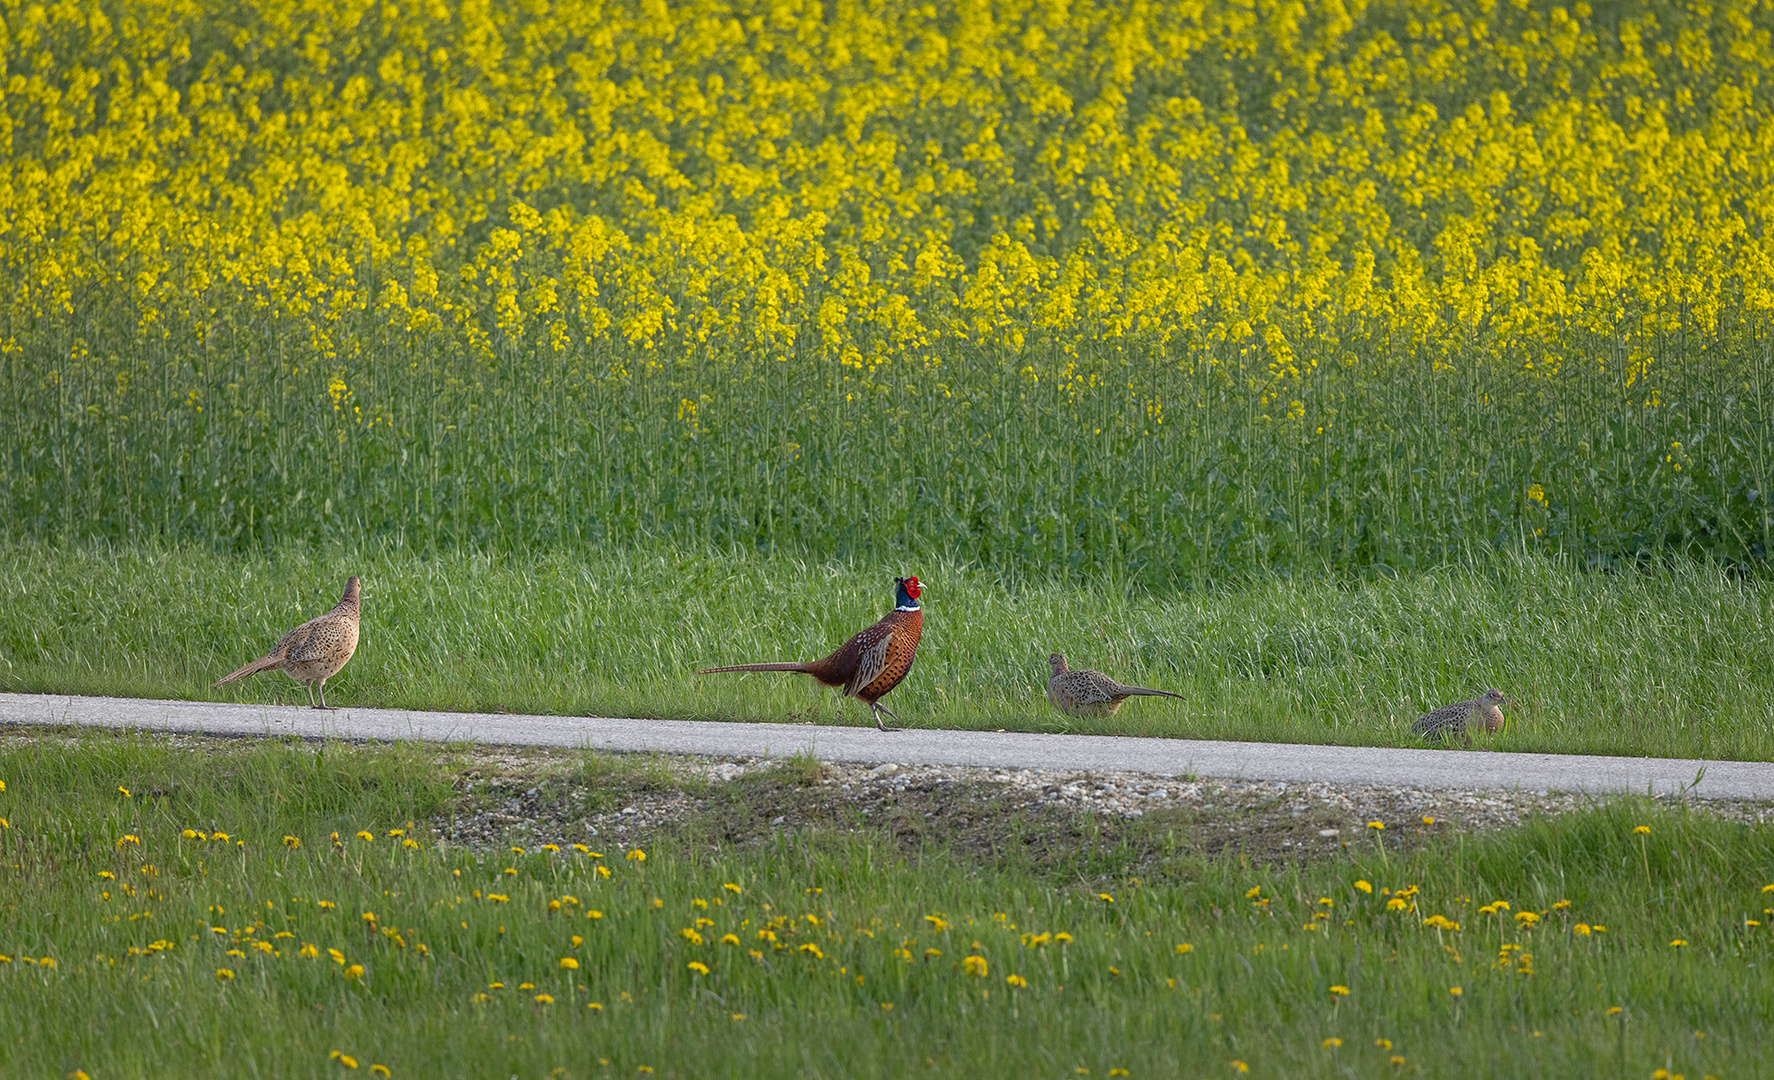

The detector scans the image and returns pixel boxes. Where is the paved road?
[2,692,1768,800]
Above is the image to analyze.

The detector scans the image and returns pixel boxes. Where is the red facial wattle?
[903,576,921,599]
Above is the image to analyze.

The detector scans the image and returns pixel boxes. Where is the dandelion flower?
[283,836,301,848]
[1322,1037,1342,1048]
[356,831,374,842]
[687,961,710,975]
[1449,987,1463,997]
[587,1002,604,1011]
[1375,1039,1392,1050]
[344,965,364,979]
[720,933,740,945]
[1005,973,1027,987]
[1669,939,1688,947]
[1367,821,1385,830]
[534,994,553,1004]
[1230,1062,1249,1074]
[1098,893,1115,903]
[1633,825,1651,835]
[1421,816,1435,825]
[214,966,235,980]
[723,882,742,893]
[1329,985,1350,996]
[1054,932,1073,944]
[1390,1056,1405,1066]
[370,1067,390,1078]
[1175,943,1193,954]
[731,1013,745,1021]
[963,955,988,977]
[626,849,646,861]
[331,1052,359,1069]
[1354,881,1372,894]
[560,957,579,970]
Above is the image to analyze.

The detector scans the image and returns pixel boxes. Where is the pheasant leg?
[871,701,904,732]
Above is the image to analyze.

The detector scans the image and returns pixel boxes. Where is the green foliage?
[3,541,1772,759]
[0,733,1767,1078]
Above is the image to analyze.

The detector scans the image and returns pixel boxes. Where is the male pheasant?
[1410,689,1508,746]
[1045,653,1184,718]
[698,576,923,731]
[214,576,362,709]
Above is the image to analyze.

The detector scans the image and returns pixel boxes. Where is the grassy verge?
[0,731,1769,1079]
[3,541,1772,760]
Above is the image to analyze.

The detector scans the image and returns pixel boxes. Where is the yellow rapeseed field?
[1,0,1769,574]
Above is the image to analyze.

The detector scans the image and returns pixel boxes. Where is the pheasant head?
[894,576,922,611]
[1047,653,1069,675]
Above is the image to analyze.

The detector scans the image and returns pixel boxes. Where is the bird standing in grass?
[1410,689,1508,746]
[1045,653,1184,718]
[698,576,923,731]
[214,576,362,710]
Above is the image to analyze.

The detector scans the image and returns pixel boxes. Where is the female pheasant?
[1045,653,1184,718]
[1410,689,1509,746]
[698,576,923,731]
[214,576,361,709]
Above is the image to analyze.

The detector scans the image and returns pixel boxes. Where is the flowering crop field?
[0,733,1769,1078]
[2,0,1772,582]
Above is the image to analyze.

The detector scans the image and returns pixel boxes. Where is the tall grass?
[5,313,1770,585]
[0,732,1767,1079]
[4,541,1771,760]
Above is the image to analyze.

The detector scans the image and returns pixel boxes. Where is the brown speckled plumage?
[699,576,923,731]
[1410,689,1508,746]
[1045,653,1184,718]
[215,576,361,709]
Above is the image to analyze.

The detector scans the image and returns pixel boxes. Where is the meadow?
[0,731,1769,1079]
[4,541,1773,761]
[0,0,1771,583]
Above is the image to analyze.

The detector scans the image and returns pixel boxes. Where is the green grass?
[3,541,1772,760]
[0,731,1769,1079]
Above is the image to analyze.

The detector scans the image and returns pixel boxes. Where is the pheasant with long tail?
[699,576,923,731]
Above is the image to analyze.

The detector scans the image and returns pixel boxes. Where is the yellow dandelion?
[1329,985,1350,996]
[215,968,234,980]
[626,849,646,861]
[963,955,988,977]
[1322,1037,1342,1048]
[1005,973,1027,987]
[687,961,710,975]
[560,957,579,970]
[534,993,553,1004]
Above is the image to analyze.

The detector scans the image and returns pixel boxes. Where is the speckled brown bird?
[698,576,923,731]
[1409,689,1508,746]
[1045,653,1184,718]
[214,576,362,709]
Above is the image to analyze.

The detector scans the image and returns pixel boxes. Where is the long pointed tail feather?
[214,656,282,686]
[1119,686,1185,700]
[698,662,816,674]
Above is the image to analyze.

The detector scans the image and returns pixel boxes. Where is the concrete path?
[2,692,1768,801]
